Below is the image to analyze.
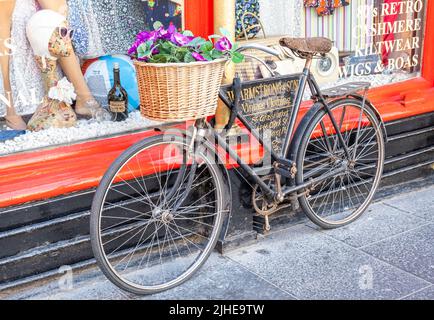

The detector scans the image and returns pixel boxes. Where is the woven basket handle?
[241,11,266,41]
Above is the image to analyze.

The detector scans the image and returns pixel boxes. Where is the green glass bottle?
[108,63,129,122]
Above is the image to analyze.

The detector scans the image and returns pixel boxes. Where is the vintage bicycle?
[90,37,386,295]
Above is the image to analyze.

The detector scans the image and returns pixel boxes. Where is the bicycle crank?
[252,175,280,232]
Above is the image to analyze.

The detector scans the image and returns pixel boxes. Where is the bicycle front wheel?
[296,98,385,229]
[90,134,226,295]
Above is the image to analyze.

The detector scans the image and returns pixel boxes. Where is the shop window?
[0,0,184,155]
[303,0,427,87]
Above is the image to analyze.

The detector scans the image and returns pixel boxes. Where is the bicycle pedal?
[274,159,297,179]
[275,158,294,168]
[252,166,274,176]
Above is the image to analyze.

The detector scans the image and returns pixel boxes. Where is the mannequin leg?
[0,0,27,130]
[37,0,101,116]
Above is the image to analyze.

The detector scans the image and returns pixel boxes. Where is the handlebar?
[236,43,281,57]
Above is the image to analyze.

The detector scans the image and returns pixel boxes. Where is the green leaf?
[202,52,213,61]
[182,30,194,37]
[211,49,223,59]
[158,40,175,54]
[150,54,169,63]
[153,21,163,30]
[231,52,245,64]
[137,42,152,59]
[208,34,222,40]
[185,37,207,48]
[200,41,214,53]
[174,47,189,61]
[183,52,196,63]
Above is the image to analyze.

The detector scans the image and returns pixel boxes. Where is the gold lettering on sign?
[226,78,300,154]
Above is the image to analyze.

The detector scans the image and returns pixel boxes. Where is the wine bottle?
[108,62,128,122]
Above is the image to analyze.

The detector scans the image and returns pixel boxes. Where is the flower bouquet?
[128,24,244,122]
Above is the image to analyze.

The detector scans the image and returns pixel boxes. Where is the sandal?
[5,115,27,131]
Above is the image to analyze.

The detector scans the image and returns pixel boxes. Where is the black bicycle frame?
[213,66,352,199]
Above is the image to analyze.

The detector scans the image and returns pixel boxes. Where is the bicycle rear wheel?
[295,98,385,229]
[90,134,226,295]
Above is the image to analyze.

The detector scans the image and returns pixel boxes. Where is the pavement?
[2,182,434,300]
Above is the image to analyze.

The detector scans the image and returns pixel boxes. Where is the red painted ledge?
[1,0,433,209]
[0,77,433,209]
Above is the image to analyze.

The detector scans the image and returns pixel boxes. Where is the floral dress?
[304,0,350,16]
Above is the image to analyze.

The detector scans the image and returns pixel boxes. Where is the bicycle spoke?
[300,101,384,226]
[93,137,223,292]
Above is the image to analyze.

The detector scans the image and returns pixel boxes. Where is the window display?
[0,0,430,156]
[304,0,427,86]
[0,0,184,154]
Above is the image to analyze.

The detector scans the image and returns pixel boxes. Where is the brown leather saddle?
[279,37,333,56]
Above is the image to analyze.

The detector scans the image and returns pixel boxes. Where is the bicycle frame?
[212,56,352,201]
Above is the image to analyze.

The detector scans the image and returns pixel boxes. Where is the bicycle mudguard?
[286,102,325,162]
[287,97,388,163]
[182,129,233,247]
[149,126,233,243]
[347,94,389,144]
[224,77,242,131]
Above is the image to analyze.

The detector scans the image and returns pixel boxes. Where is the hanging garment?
[67,0,147,58]
[304,0,375,52]
[2,0,46,117]
[145,0,183,30]
[67,0,183,59]
[304,0,350,16]
[235,0,261,40]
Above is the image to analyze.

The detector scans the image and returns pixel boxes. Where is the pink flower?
[128,40,140,55]
[215,37,232,52]
[192,52,207,61]
[171,33,194,46]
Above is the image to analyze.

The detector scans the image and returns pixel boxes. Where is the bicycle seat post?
[304,54,313,71]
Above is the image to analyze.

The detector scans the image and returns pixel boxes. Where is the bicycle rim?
[91,135,225,294]
[297,100,385,228]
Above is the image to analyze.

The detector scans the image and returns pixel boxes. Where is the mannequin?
[26,10,77,131]
[0,0,27,130]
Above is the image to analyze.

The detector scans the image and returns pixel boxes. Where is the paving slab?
[4,254,294,301]
[227,224,430,300]
[362,223,434,284]
[3,181,434,300]
[309,203,429,248]
[402,285,434,300]
[383,185,434,221]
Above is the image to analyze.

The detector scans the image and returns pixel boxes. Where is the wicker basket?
[134,58,227,122]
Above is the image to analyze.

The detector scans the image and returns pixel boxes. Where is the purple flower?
[136,31,151,42]
[136,30,158,43]
[171,33,194,46]
[128,41,140,55]
[192,52,207,61]
[168,24,177,33]
[156,26,169,40]
[215,37,233,52]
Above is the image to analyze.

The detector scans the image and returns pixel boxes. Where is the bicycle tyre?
[294,98,385,229]
[90,133,227,295]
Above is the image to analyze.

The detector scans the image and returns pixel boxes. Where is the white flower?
[48,77,77,104]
